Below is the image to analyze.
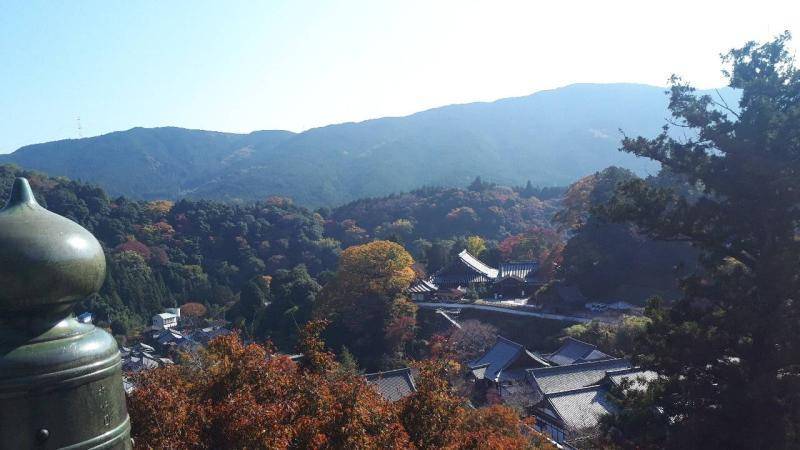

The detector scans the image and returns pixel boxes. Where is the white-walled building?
[152,311,179,330]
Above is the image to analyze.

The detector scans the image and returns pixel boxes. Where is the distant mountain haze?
[0,83,736,206]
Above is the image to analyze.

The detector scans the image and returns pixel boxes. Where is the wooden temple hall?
[408,249,545,300]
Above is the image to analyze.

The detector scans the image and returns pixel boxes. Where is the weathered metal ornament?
[0,178,131,449]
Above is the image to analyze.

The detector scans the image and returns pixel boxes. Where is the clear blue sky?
[1,0,798,153]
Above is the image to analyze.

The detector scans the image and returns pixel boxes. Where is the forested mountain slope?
[2,84,735,206]
[1,127,294,200]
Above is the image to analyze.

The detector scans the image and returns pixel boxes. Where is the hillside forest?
[0,160,691,363]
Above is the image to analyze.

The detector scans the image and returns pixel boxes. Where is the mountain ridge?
[1,83,734,206]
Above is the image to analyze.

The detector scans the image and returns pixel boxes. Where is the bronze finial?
[0,177,131,449]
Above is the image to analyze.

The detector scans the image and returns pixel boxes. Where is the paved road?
[416,302,595,324]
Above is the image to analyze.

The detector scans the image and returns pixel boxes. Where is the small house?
[152,312,178,330]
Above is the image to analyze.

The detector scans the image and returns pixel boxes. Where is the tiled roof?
[77,312,93,324]
[122,352,170,372]
[546,386,618,432]
[408,278,439,293]
[470,336,524,382]
[606,368,658,391]
[524,350,552,368]
[121,341,175,373]
[528,358,632,395]
[470,363,490,380]
[457,250,499,278]
[365,368,417,402]
[137,342,156,353]
[122,376,135,394]
[188,326,232,344]
[498,261,539,281]
[433,274,493,286]
[546,337,612,366]
[154,328,185,345]
[575,349,613,364]
[469,336,549,382]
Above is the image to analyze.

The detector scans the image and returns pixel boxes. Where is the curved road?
[416,302,595,324]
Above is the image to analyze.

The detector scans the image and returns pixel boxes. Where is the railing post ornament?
[0,178,131,449]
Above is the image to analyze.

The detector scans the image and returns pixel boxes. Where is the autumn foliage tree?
[316,240,417,369]
[324,240,416,299]
[465,235,486,257]
[179,302,208,327]
[430,320,498,363]
[498,226,564,280]
[127,321,552,449]
[179,302,207,318]
[402,359,553,450]
[128,321,410,449]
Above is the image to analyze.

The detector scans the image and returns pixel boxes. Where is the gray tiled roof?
[122,376,135,394]
[546,386,618,431]
[408,278,439,293]
[137,342,156,353]
[528,358,632,395]
[546,337,612,366]
[470,363,490,380]
[498,261,539,280]
[433,273,494,285]
[575,349,613,364]
[606,368,658,391]
[470,336,525,382]
[365,367,417,402]
[188,326,232,344]
[154,328,185,345]
[122,353,162,372]
[469,336,549,382]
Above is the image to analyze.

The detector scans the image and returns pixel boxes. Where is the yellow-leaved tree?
[316,240,417,369]
[465,235,486,256]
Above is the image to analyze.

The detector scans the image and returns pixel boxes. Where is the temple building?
[495,261,545,298]
[527,359,657,446]
[466,332,658,447]
[432,250,499,288]
[414,249,545,300]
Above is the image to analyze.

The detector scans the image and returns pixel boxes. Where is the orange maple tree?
[127,321,554,449]
[179,302,207,318]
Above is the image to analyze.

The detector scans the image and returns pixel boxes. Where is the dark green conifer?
[602,33,800,449]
